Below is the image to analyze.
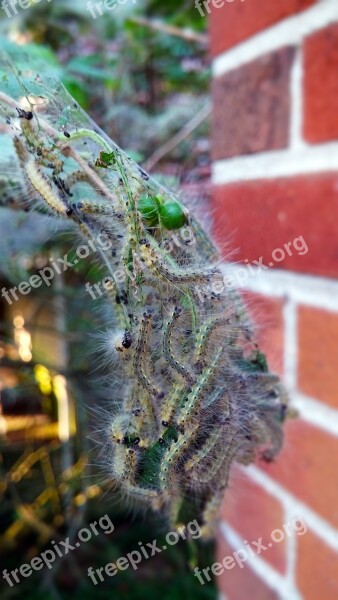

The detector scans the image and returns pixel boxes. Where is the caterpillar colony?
[0,61,290,539]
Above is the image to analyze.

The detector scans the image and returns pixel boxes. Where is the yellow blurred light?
[13,315,24,328]
[74,493,87,506]
[53,375,70,442]
[0,405,7,436]
[86,485,101,499]
[34,364,53,395]
[13,314,32,363]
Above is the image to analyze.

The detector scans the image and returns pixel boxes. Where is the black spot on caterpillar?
[16,107,33,120]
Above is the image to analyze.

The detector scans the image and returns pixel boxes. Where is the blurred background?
[0,1,337,600]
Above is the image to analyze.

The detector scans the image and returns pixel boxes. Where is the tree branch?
[144,102,211,171]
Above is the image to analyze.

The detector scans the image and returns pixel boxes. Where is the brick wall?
[209,2,338,599]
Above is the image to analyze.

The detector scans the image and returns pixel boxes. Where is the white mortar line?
[212,142,338,183]
[232,269,338,435]
[213,0,338,78]
[221,267,338,313]
[283,299,298,390]
[291,392,338,437]
[220,522,302,600]
[289,47,305,151]
[284,506,298,589]
[243,465,338,551]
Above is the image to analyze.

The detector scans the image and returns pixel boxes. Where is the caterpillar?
[133,313,163,400]
[159,383,185,435]
[63,170,89,189]
[193,317,231,368]
[138,238,220,287]
[19,113,63,173]
[101,282,131,334]
[111,414,134,445]
[162,307,195,387]
[113,445,137,482]
[190,436,237,485]
[159,422,199,500]
[19,115,40,148]
[184,426,223,473]
[74,199,123,219]
[199,440,239,538]
[176,347,223,428]
[13,136,29,167]
[136,390,158,441]
[25,158,69,215]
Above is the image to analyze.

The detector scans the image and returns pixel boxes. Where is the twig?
[129,16,208,45]
[144,102,211,171]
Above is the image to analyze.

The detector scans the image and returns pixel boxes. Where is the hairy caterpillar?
[160,384,186,436]
[74,199,123,219]
[111,415,132,444]
[113,446,160,502]
[0,68,290,539]
[184,426,223,473]
[199,440,240,538]
[176,347,224,428]
[162,307,195,387]
[25,159,69,215]
[63,170,89,189]
[159,422,199,500]
[113,445,138,480]
[138,238,220,287]
[190,436,238,486]
[133,313,163,400]
[193,316,231,368]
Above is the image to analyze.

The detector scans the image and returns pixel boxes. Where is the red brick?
[212,48,294,159]
[304,24,338,143]
[296,529,338,600]
[220,467,287,572]
[212,175,338,279]
[260,419,338,528]
[209,0,316,56]
[243,292,285,377]
[216,534,280,600]
[298,306,338,409]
